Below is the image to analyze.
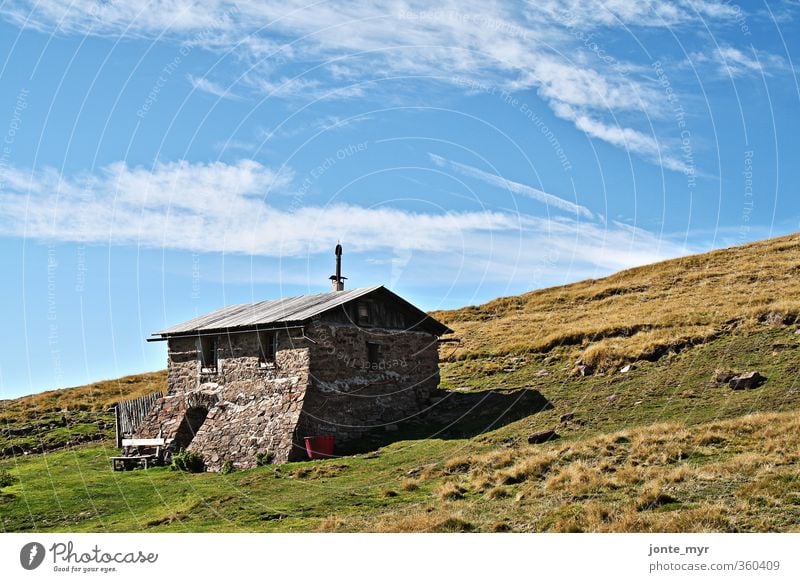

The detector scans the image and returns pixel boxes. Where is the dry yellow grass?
[329,409,800,532]
[434,232,800,370]
[436,481,466,501]
[318,506,478,532]
[495,452,558,486]
[484,485,512,500]
[0,370,166,422]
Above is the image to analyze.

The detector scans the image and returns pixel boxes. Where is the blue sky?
[1,1,799,398]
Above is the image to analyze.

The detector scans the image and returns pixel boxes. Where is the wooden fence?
[114,391,161,447]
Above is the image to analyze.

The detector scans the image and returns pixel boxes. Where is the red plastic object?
[304,435,335,459]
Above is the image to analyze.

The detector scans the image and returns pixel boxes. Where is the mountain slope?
[1,233,799,532]
[434,232,800,371]
[0,371,165,456]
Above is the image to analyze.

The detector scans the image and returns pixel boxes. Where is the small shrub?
[443,456,472,474]
[255,451,274,466]
[485,486,511,500]
[318,515,346,532]
[696,433,727,447]
[496,452,556,485]
[221,460,235,474]
[171,449,204,473]
[470,474,493,492]
[436,481,465,501]
[636,485,680,511]
[434,517,474,532]
[0,469,17,488]
[290,467,311,479]
[401,478,419,492]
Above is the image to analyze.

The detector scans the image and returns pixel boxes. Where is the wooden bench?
[111,438,167,471]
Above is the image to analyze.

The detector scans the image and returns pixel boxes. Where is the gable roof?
[149,285,452,340]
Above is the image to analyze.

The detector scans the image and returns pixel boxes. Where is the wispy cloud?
[214,114,373,154]
[0,0,752,173]
[535,0,740,28]
[0,159,522,256]
[257,113,374,142]
[690,45,796,78]
[428,153,594,220]
[0,159,692,282]
[188,74,242,100]
[551,103,693,174]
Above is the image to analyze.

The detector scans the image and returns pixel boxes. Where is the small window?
[366,342,380,366]
[198,336,218,373]
[357,302,371,325]
[258,331,277,367]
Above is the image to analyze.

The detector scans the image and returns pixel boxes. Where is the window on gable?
[198,336,218,373]
[258,331,277,367]
[357,301,371,325]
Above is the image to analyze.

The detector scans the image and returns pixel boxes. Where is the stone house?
[136,248,452,471]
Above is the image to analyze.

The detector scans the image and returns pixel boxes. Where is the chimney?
[329,243,346,291]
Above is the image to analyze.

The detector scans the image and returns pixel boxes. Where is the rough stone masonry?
[135,280,451,472]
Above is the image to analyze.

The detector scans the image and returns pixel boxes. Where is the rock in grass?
[528,429,559,444]
[713,369,738,384]
[729,371,766,390]
[559,412,575,423]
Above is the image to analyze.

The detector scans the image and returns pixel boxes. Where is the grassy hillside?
[1,396,798,533]
[1,233,799,532]
[434,232,800,371]
[0,371,166,456]
[323,409,800,532]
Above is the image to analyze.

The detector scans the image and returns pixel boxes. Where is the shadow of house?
[336,388,553,455]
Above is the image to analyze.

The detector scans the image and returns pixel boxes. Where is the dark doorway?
[172,406,209,450]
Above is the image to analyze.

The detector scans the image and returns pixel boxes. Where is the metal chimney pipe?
[335,243,342,283]
[330,243,345,291]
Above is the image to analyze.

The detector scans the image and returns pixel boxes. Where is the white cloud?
[187,74,242,100]
[551,103,693,174]
[0,159,691,284]
[534,0,739,29]
[0,159,522,256]
[3,0,739,39]
[690,45,795,78]
[2,0,233,36]
[428,154,594,220]
[533,216,691,272]
[257,113,374,142]
[0,0,747,173]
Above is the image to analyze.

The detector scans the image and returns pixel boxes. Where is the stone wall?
[134,330,312,470]
[166,337,199,395]
[298,318,440,448]
[186,331,311,469]
[135,316,443,470]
